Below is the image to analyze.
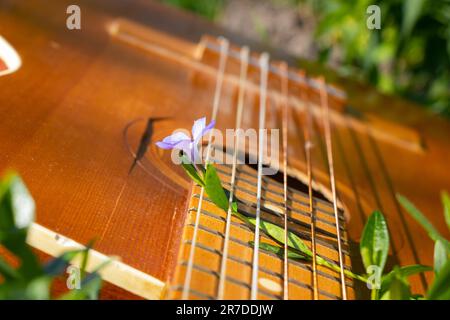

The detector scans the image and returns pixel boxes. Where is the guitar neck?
[168,159,355,300]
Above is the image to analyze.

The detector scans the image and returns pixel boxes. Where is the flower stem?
[232,210,368,284]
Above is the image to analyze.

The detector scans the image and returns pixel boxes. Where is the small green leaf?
[0,256,21,280]
[180,154,205,187]
[231,201,238,213]
[380,264,432,296]
[434,240,449,275]
[44,249,83,277]
[360,210,389,273]
[0,172,35,236]
[80,241,96,280]
[395,264,433,277]
[0,172,41,280]
[402,0,426,38]
[381,269,412,300]
[244,216,312,256]
[59,272,103,300]
[254,241,368,284]
[442,191,450,232]
[204,164,229,211]
[25,276,52,300]
[397,194,441,241]
[58,253,109,300]
[397,194,450,251]
[253,241,309,260]
[427,259,450,300]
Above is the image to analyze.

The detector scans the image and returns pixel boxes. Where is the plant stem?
[371,288,379,300]
[232,210,368,284]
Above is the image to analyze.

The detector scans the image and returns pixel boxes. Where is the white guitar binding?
[0,36,21,76]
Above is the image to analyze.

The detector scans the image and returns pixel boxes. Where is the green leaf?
[427,260,450,300]
[253,241,309,260]
[59,272,103,300]
[254,241,368,284]
[442,191,450,232]
[397,194,450,250]
[397,194,440,240]
[180,154,205,187]
[80,242,96,280]
[380,264,432,296]
[0,172,41,280]
[381,269,412,300]
[58,254,109,300]
[44,249,83,277]
[0,172,35,235]
[395,264,433,277]
[204,164,229,211]
[25,276,52,300]
[434,240,449,275]
[0,275,52,300]
[402,0,426,38]
[244,216,312,256]
[200,164,367,285]
[360,210,389,273]
[0,256,21,280]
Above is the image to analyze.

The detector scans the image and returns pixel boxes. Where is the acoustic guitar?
[1,0,449,300]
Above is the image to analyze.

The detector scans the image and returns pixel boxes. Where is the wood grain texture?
[0,0,449,299]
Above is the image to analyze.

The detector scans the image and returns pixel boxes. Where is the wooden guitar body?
[0,0,449,299]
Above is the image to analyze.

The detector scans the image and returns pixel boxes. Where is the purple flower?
[156,117,215,163]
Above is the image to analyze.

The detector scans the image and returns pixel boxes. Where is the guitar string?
[279,62,290,300]
[182,37,229,299]
[298,71,319,299]
[217,46,250,300]
[250,52,270,300]
[317,76,347,300]
[202,41,345,99]
[181,39,346,299]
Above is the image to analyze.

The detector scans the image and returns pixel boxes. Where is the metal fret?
[185,216,353,277]
[219,180,346,233]
[180,261,282,300]
[187,205,350,263]
[179,239,349,299]
[214,166,345,220]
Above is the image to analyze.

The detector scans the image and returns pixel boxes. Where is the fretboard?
[168,160,354,300]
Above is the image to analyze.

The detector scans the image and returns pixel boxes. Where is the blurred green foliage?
[0,172,105,299]
[160,0,449,116]
[160,0,224,20]
[299,0,450,116]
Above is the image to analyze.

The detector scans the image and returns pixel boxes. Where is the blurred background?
[159,0,450,118]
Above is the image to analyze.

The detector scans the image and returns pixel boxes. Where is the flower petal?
[156,131,190,149]
[155,141,175,150]
[178,140,195,162]
[203,120,215,135]
[191,117,206,140]
[162,131,191,144]
[192,141,202,164]
[194,119,215,144]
